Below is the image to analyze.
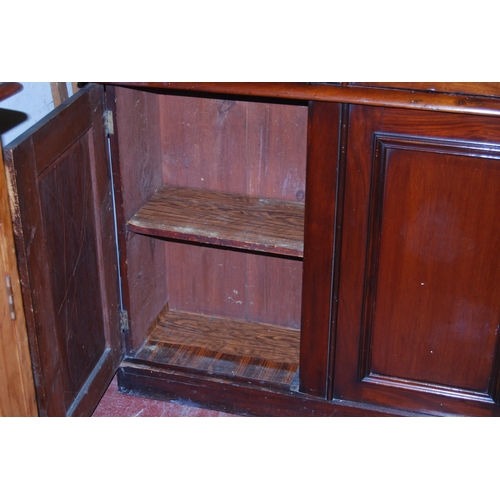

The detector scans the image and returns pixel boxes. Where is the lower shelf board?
[134,308,300,386]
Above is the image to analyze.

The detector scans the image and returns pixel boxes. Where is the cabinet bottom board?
[133,307,300,386]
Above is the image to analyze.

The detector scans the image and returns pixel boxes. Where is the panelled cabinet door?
[4,84,122,416]
[334,105,500,416]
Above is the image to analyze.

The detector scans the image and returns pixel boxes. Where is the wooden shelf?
[127,185,304,257]
[135,307,300,385]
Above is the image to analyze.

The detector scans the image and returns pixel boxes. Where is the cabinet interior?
[114,86,308,385]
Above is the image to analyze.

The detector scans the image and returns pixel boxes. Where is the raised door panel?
[4,85,122,416]
[334,105,500,416]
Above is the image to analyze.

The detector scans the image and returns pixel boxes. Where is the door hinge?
[5,275,16,320]
[104,110,114,135]
[120,309,129,331]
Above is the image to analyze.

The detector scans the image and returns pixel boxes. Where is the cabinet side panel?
[4,139,64,415]
[112,86,167,352]
[113,87,163,219]
[0,148,37,416]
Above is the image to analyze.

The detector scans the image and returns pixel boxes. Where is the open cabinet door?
[4,84,122,416]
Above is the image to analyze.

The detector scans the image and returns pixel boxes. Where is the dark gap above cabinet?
[126,185,305,258]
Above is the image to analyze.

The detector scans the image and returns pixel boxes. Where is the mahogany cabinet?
[4,82,500,416]
[0,83,37,416]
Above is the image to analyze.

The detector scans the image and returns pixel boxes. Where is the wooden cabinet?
[334,105,500,416]
[0,83,37,417]
[4,82,500,416]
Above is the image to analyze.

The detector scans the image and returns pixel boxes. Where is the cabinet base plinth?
[117,361,423,417]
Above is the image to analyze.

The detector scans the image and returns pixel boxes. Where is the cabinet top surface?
[102,82,500,117]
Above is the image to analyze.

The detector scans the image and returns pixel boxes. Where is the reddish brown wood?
[127,185,304,257]
[0,82,22,102]
[143,305,300,364]
[136,341,299,386]
[351,82,500,98]
[106,82,500,117]
[108,85,166,354]
[9,81,500,417]
[114,90,307,357]
[299,101,341,397]
[158,93,307,200]
[245,254,302,328]
[118,363,421,416]
[160,95,306,329]
[0,121,37,416]
[4,85,122,416]
[334,105,500,417]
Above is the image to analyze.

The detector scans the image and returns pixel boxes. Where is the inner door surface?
[333,105,500,416]
[4,84,122,416]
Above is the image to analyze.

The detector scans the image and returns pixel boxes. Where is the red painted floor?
[92,375,240,417]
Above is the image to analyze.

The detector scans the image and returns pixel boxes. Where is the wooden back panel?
[113,88,308,348]
[160,95,307,327]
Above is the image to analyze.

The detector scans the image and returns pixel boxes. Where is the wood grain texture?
[109,85,166,353]
[351,82,500,98]
[50,82,69,107]
[159,94,307,200]
[159,95,306,326]
[0,144,37,416]
[127,185,305,257]
[141,306,300,364]
[38,133,107,409]
[163,242,302,328]
[334,105,500,416]
[106,82,500,117]
[245,253,302,328]
[113,91,307,355]
[136,343,298,386]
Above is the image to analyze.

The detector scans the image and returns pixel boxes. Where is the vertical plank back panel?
[159,94,307,328]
